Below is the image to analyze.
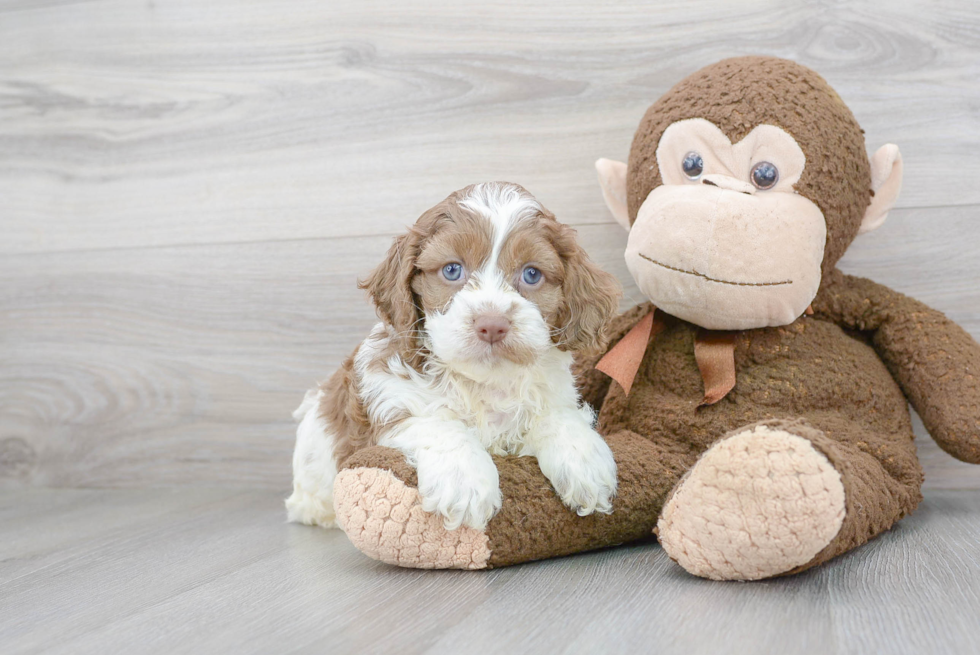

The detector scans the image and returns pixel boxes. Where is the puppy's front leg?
[524,406,618,516]
[379,416,501,531]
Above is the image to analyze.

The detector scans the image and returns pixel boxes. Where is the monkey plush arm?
[572,303,654,413]
[814,269,980,463]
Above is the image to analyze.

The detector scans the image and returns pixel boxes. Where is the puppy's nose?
[474,315,511,344]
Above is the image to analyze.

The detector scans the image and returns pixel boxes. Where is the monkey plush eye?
[750,161,779,189]
[441,262,464,282]
[682,151,704,179]
[522,266,543,285]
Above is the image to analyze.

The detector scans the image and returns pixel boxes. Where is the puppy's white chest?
[462,387,532,454]
[486,410,513,430]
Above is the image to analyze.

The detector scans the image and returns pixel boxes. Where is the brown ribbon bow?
[595,307,737,406]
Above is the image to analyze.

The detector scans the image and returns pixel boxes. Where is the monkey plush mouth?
[639,253,793,288]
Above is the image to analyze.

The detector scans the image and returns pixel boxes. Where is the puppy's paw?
[415,447,502,531]
[538,426,618,516]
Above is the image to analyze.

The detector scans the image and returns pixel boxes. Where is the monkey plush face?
[625,118,826,329]
[597,57,904,330]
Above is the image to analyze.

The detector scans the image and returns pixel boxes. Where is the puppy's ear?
[554,224,622,356]
[359,229,424,362]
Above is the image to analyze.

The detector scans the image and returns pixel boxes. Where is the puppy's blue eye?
[751,161,779,189]
[682,151,704,179]
[522,266,543,285]
[442,263,463,281]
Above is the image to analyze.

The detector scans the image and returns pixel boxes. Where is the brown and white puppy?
[287,182,622,531]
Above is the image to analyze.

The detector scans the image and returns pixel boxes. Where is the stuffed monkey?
[332,56,980,579]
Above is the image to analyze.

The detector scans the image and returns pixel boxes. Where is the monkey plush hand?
[332,57,980,579]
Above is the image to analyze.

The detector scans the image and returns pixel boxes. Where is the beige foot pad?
[333,467,490,570]
[657,424,845,581]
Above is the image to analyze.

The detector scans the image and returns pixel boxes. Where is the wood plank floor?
[1,487,979,655]
[3,1,980,652]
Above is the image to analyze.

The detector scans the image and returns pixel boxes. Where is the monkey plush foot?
[656,421,846,581]
[333,449,491,570]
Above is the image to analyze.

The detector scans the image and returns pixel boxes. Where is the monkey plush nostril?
[701,174,755,195]
[474,315,511,345]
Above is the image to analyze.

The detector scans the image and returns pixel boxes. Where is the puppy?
[286,182,622,531]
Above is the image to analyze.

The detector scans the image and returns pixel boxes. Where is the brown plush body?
[577,276,931,574]
[332,57,980,579]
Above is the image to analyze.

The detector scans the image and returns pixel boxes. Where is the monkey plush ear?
[859,144,903,235]
[595,158,631,231]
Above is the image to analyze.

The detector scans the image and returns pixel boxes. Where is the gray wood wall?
[2,0,979,492]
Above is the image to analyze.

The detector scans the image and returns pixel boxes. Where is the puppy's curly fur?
[287,182,621,530]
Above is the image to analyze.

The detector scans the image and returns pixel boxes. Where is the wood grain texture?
[1,0,979,493]
[1,209,979,490]
[1,487,978,654]
[3,4,979,652]
[1,0,980,254]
